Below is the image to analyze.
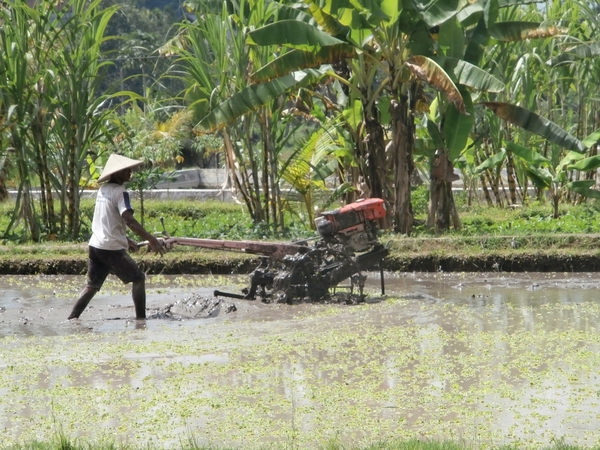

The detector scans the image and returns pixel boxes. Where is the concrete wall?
[10,188,234,202]
[8,169,234,201]
[156,169,228,190]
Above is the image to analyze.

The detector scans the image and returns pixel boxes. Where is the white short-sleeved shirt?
[89,183,133,251]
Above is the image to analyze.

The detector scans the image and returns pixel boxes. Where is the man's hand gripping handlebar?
[137,217,170,255]
[146,236,167,256]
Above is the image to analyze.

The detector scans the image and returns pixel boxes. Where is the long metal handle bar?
[138,237,309,262]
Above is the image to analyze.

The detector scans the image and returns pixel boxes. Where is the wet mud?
[2,272,600,448]
[148,295,237,320]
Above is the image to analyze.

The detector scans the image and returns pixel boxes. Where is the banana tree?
[476,103,591,218]
[546,0,600,89]
[544,0,600,201]
[466,0,600,213]
[419,0,568,230]
[196,0,477,235]
[374,0,550,230]
[279,132,332,228]
[171,0,321,230]
[494,145,600,219]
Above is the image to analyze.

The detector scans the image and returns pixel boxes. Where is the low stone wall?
[132,188,233,201]
[156,168,228,189]
[9,188,234,202]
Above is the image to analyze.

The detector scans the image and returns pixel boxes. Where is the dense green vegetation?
[3,0,600,244]
[2,193,600,248]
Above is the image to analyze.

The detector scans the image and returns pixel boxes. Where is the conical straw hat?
[97,154,143,182]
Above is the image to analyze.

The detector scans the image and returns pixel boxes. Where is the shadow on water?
[1,272,600,448]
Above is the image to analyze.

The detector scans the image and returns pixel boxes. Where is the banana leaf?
[437,57,504,93]
[438,17,464,60]
[405,55,466,114]
[547,42,600,66]
[557,151,585,171]
[266,3,315,23]
[505,141,550,166]
[566,154,600,172]
[426,119,444,150]
[524,167,551,190]
[342,99,363,131]
[566,180,600,199]
[481,102,587,153]
[456,2,483,27]
[498,0,541,5]
[409,0,468,27]
[473,150,506,174]
[582,128,600,149]
[247,20,346,51]
[489,22,564,42]
[379,0,402,25]
[195,69,327,132]
[444,86,474,161]
[251,45,355,82]
[307,2,350,39]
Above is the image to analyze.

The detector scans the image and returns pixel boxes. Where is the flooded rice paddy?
[1,272,600,448]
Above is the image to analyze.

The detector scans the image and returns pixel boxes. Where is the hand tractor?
[139,198,389,303]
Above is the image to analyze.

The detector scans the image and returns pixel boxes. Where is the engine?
[314,198,387,252]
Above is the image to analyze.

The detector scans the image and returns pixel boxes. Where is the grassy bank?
[1,195,600,273]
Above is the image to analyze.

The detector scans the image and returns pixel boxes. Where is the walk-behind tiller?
[139,198,389,304]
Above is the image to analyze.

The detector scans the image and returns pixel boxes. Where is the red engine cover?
[334,198,386,221]
[317,198,387,237]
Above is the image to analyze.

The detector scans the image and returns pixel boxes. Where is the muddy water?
[1,272,600,448]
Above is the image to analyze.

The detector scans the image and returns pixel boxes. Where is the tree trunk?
[479,173,493,206]
[223,130,254,218]
[391,97,413,235]
[358,81,390,218]
[347,165,362,204]
[506,152,518,206]
[241,121,265,222]
[260,112,270,225]
[11,134,40,241]
[263,115,283,231]
[66,118,80,238]
[139,191,146,229]
[436,182,449,232]
[32,107,57,235]
[426,179,438,230]
[362,115,387,201]
[449,187,462,229]
[486,169,503,207]
[0,158,8,202]
[428,150,460,232]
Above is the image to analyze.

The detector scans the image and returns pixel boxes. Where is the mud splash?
[148,294,237,320]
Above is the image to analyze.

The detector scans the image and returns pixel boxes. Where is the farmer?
[68,154,165,320]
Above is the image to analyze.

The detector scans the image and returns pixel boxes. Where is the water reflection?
[1,273,600,448]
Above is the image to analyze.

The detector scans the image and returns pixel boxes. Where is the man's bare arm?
[122,210,165,255]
